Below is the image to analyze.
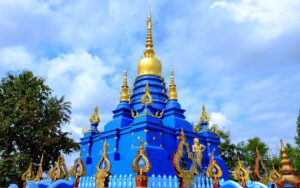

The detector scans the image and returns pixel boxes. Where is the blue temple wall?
[79,74,230,180]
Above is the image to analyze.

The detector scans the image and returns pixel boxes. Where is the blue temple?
[79,14,230,180]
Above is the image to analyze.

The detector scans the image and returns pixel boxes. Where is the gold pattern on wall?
[34,154,44,181]
[141,84,153,105]
[172,129,197,187]
[49,156,70,181]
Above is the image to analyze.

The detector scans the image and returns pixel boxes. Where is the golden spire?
[144,11,154,57]
[279,139,297,175]
[90,106,100,124]
[137,11,162,76]
[200,104,210,124]
[120,69,129,102]
[168,67,178,100]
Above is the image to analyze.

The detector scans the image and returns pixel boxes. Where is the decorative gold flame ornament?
[233,158,249,188]
[34,154,44,181]
[192,138,206,169]
[253,147,269,184]
[132,141,151,188]
[94,140,111,188]
[200,104,210,124]
[132,141,151,174]
[268,164,281,183]
[21,163,35,181]
[49,156,69,181]
[141,84,153,105]
[194,104,210,132]
[168,68,178,100]
[70,153,87,188]
[90,106,100,124]
[120,69,130,102]
[206,148,223,187]
[173,129,197,187]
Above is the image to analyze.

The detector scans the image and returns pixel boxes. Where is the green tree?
[217,128,244,176]
[0,71,80,187]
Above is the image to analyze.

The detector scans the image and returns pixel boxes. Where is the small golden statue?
[192,138,206,168]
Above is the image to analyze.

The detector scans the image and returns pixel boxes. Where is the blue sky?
[0,0,300,165]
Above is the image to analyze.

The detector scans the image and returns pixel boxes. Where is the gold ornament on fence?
[94,140,111,188]
[253,147,269,184]
[70,152,87,188]
[173,129,197,187]
[21,163,35,181]
[34,154,44,181]
[206,148,223,185]
[49,156,69,181]
[268,164,281,183]
[233,158,249,187]
[132,141,151,175]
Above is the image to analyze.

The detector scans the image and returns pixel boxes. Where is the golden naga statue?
[34,154,44,181]
[233,158,249,187]
[192,138,206,169]
[21,163,35,181]
[49,156,69,181]
[90,106,100,124]
[94,140,111,188]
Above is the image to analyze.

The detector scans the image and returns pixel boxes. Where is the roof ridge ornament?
[90,106,100,124]
[120,69,130,102]
[168,67,178,100]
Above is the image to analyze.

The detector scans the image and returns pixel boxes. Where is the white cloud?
[211,0,300,38]
[210,112,229,128]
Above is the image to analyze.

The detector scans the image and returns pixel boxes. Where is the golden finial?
[168,67,178,100]
[144,11,155,57]
[179,128,186,141]
[132,141,151,175]
[120,69,130,102]
[200,104,210,124]
[141,84,153,105]
[95,139,111,187]
[280,139,285,152]
[90,106,100,124]
[137,11,162,76]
